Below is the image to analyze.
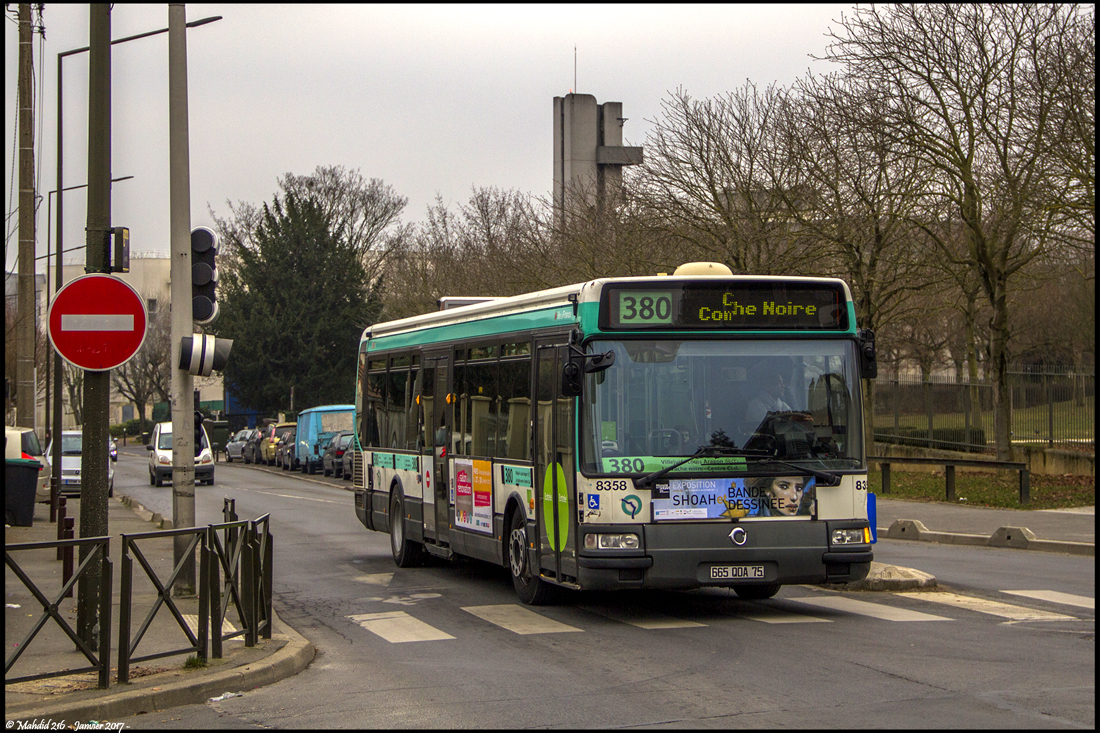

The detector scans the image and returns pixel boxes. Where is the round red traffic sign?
[47,274,148,371]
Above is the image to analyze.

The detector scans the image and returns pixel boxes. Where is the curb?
[5,607,315,722]
[882,519,1095,556]
[828,561,938,592]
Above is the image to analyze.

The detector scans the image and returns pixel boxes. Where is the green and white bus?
[352,262,877,604]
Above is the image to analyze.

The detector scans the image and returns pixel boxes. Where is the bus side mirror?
[562,359,582,397]
[858,329,877,379]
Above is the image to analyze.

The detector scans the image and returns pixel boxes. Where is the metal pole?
[16,4,36,432]
[169,3,197,595]
[77,2,112,650]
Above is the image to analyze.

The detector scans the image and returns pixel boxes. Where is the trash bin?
[5,457,41,527]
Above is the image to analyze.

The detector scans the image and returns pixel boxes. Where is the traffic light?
[191,226,219,324]
[179,334,233,377]
[194,409,206,457]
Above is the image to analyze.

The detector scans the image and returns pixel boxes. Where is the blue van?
[296,404,354,474]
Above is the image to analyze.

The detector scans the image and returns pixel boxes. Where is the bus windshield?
[580,339,863,475]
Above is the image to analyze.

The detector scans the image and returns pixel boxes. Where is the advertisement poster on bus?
[454,458,493,533]
[651,476,815,520]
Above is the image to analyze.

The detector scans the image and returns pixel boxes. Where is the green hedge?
[874,426,987,453]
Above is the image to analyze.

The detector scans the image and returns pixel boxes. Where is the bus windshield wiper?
[634,445,766,489]
[751,458,840,487]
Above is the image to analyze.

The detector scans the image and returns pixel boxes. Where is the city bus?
[351,262,877,604]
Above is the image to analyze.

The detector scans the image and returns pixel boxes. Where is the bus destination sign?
[604,281,847,331]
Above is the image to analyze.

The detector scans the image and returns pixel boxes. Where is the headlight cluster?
[584,533,640,550]
[831,527,870,545]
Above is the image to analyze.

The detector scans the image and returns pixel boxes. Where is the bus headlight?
[584,533,640,550]
[831,528,870,545]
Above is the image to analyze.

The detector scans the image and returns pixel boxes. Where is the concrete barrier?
[885,519,1094,556]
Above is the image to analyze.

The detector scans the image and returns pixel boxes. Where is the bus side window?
[367,371,386,448]
[499,357,531,460]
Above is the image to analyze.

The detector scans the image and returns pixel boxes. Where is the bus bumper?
[575,520,872,591]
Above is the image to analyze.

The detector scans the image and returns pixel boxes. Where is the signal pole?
[169,3,196,594]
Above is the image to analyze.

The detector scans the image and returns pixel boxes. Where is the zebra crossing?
[346,588,1093,643]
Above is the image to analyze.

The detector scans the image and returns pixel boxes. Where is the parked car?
[5,425,50,503]
[45,429,115,498]
[276,426,297,470]
[224,429,252,463]
[341,434,357,481]
[147,421,214,486]
[296,404,354,475]
[261,422,294,465]
[322,430,353,478]
[242,428,263,464]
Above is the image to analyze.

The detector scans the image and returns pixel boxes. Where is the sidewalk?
[5,492,314,724]
[874,496,1094,553]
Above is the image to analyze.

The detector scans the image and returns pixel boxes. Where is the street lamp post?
[50,14,222,522]
[42,177,133,522]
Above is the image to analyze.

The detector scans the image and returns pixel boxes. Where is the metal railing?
[5,536,113,688]
[5,499,273,690]
[873,367,1094,452]
[117,526,210,684]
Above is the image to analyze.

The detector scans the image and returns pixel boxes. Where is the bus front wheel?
[390,490,426,568]
[507,510,556,605]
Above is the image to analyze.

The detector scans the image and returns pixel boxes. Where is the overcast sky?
[6,3,854,274]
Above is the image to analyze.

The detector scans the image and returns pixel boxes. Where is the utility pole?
[16,4,36,432]
[77,2,112,649]
[169,3,197,594]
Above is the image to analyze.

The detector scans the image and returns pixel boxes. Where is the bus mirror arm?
[562,345,615,397]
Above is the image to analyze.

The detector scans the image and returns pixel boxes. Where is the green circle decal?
[542,462,570,551]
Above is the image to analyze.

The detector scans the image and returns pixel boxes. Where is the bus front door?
[534,340,577,585]
[428,356,451,548]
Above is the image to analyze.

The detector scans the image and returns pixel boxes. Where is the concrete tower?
[553,94,643,225]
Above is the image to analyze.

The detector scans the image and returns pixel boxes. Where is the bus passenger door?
[426,355,451,547]
[534,339,577,584]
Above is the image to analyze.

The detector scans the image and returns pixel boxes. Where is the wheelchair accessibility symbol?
[587,494,600,510]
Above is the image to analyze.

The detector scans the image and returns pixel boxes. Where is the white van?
[147,421,214,486]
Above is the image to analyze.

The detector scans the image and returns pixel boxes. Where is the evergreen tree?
[212,192,381,413]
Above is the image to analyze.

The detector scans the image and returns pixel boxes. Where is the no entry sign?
[47,274,148,371]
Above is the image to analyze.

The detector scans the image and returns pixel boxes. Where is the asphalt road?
[108,450,1095,729]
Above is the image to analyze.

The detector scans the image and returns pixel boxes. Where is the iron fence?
[5,536,113,688]
[873,367,1095,452]
[5,500,273,690]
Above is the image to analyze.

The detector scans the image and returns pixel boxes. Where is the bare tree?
[637,84,811,274]
[111,301,171,429]
[821,4,1092,458]
[211,165,410,294]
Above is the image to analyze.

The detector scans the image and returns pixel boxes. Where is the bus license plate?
[711,565,764,580]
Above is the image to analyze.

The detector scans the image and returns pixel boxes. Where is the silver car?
[46,429,115,498]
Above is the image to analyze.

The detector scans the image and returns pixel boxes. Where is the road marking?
[790,596,952,622]
[582,606,707,629]
[740,607,832,624]
[239,487,344,504]
[348,611,454,642]
[1001,590,1094,610]
[351,572,395,586]
[184,614,240,640]
[61,313,134,331]
[896,591,1076,620]
[462,604,583,635]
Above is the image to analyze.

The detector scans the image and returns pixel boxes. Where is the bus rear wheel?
[507,510,556,605]
[733,583,781,600]
[390,490,426,567]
